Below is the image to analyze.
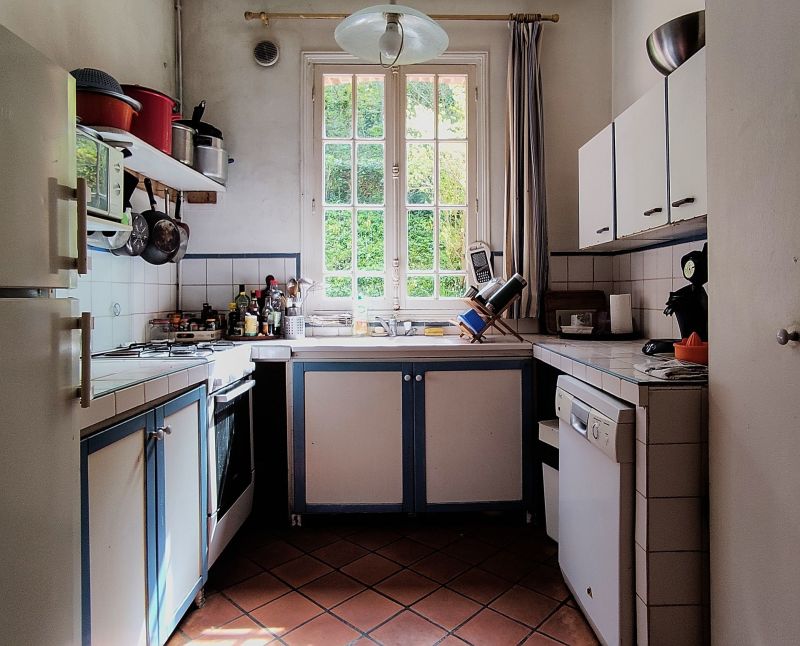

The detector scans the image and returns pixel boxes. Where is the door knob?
[403,374,411,382]
[776,329,799,345]
[415,375,423,382]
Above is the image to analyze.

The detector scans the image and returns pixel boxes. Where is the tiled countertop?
[526,335,707,406]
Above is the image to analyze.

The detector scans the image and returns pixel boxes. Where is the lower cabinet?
[293,360,532,514]
[81,386,207,646]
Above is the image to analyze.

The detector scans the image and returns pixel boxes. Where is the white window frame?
[300,52,489,316]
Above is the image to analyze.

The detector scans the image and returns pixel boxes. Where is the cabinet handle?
[643,207,663,217]
[403,374,411,382]
[596,226,609,234]
[671,197,695,208]
[415,374,423,382]
[75,178,89,275]
[776,329,799,345]
[148,426,172,441]
[77,312,92,409]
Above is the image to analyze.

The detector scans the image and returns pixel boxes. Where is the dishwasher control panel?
[587,411,633,463]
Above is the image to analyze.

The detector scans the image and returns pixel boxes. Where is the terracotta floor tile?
[348,528,402,550]
[489,585,560,628]
[178,593,244,639]
[507,530,559,560]
[207,553,263,590]
[519,564,571,602]
[270,554,333,588]
[248,539,304,570]
[369,610,447,646]
[469,524,521,547]
[165,630,190,645]
[455,607,531,645]
[341,553,403,586]
[311,539,369,568]
[566,595,578,608]
[522,632,565,645]
[411,552,471,584]
[282,613,361,646]
[411,587,481,631]
[249,591,323,637]
[444,538,498,565]
[223,571,290,611]
[375,569,439,606]
[539,606,600,646]
[299,571,366,609]
[284,529,340,552]
[377,537,435,566]
[437,636,470,645]
[199,615,275,645]
[479,549,538,582]
[447,567,512,605]
[405,526,462,549]
[331,589,403,632]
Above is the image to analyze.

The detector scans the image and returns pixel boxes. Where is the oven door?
[210,378,255,521]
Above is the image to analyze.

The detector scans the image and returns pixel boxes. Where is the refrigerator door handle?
[77,312,92,408]
[62,178,88,275]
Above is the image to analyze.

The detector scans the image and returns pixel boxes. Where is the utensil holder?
[284,315,305,339]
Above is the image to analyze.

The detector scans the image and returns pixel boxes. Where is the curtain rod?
[244,11,559,24]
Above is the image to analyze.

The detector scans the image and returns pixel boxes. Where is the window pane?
[324,209,352,271]
[324,75,352,138]
[406,75,435,139]
[356,143,384,205]
[407,143,434,205]
[439,209,465,270]
[357,276,384,297]
[439,142,467,205]
[407,209,434,270]
[324,143,352,204]
[439,275,466,298]
[325,276,352,298]
[357,209,384,271]
[357,75,384,139]
[438,75,467,139]
[407,275,434,297]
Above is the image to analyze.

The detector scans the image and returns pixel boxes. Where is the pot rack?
[244,10,559,25]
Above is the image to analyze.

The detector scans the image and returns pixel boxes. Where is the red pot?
[76,90,137,130]
[122,85,177,153]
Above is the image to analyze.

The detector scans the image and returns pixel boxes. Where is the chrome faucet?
[375,315,397,336]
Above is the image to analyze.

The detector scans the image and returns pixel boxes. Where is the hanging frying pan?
[140,178,181,265]
[169,191,190,263]
[111,171,149,256]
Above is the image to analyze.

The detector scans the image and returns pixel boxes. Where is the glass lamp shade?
[334,4,449,65]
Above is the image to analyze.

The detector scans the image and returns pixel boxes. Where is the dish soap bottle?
[353,295,369,336]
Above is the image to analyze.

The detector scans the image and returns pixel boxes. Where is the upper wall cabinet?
[579,124,615,248]
[614,82,669,237]
[668,49,707,222]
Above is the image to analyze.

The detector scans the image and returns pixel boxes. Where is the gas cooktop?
[94,340,237,360]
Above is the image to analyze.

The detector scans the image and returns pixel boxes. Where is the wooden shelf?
[92,127,226,193]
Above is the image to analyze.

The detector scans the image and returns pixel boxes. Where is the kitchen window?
[303,57,485,313]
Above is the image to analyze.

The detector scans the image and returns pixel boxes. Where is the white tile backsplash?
[568,255,594,282]
[233,258,260,286]
[550,256,568,283]
[259,258,286,285]
[594,256,613,282]
[207,258,233,285]
[181,258,207,285]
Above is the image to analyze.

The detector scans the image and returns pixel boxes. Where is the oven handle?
[214,379,255,403]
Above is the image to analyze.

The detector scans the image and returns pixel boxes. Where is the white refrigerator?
[0,25,88,644]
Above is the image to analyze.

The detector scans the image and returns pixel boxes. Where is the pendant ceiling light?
[334,1,449,66]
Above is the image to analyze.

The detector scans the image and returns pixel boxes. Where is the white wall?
[181,0,612,256]
[611,0,704,115]
[706,0,800,643]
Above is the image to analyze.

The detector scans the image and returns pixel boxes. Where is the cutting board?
[542,290,607,335]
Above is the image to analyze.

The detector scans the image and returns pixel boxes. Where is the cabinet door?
[296,362,412,511]
[668,48,707,222]
[85,412,154,646]
[157,387,207,644]
[579,124,615,248]
[615,81,669,237]
[416,362,527,507]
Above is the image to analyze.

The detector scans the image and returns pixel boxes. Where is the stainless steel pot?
[196,133,224,149]
[194,145,233,185]
[172,122,195,166]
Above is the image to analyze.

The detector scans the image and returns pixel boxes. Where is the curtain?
[503,17,548,319]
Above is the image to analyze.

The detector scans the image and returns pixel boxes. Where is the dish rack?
[456,295,525,343]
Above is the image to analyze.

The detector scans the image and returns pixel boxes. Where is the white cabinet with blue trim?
[81,386,208,646]
[293,360,532,515]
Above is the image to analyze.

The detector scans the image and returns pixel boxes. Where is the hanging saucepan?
[111,171,150,256]
[169,191,190,263]
[140,178,181,265]
[175,100,223,139]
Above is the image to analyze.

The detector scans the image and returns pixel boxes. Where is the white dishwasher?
[555,376,635,646]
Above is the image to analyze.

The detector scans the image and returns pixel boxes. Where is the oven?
[207,375,255,567]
